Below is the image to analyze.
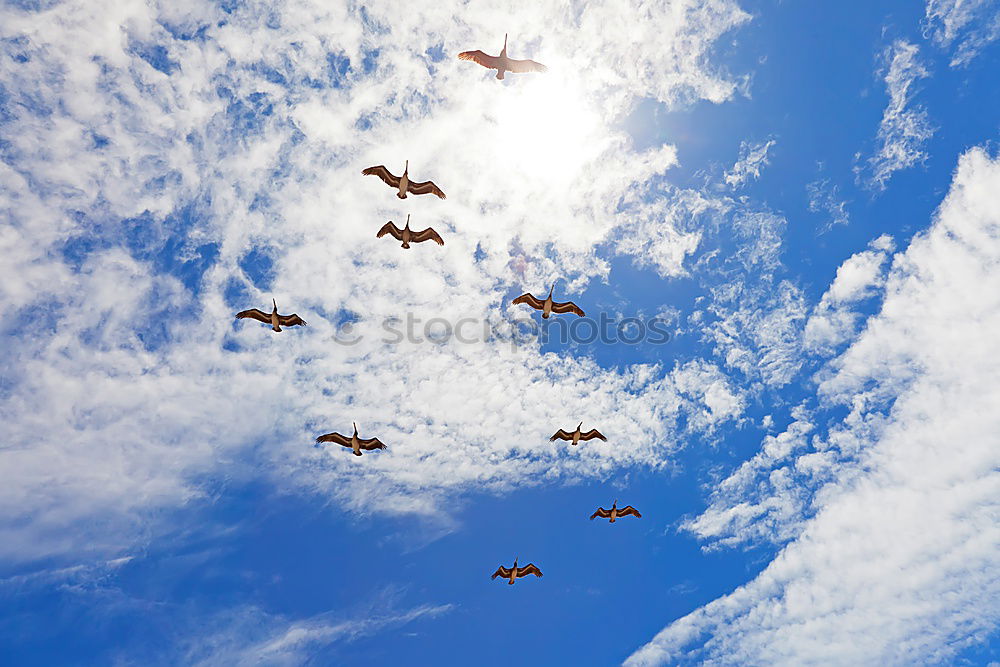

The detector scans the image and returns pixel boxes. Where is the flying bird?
[491,556,543,585]
[458,34,547,80]
[377,214,444,249]
[315,422,387,457]
[550,422,606,446]
[362,160,446,199]
[512,285,584,319]
[236,299,306,332]
[590,499,641,523]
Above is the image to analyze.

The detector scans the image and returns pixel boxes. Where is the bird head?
[503,33,508,53]
[405,213,410,230]
[548,284,555,299]
[404,160,408,174]
[513,555,517,567]
[612,499,618,509]
[352,422,358,435]
[577,421,583,431]
[272,298,277,313]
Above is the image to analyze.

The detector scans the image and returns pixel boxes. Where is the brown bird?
[315,422,387,457]
[459,34,547,80]
[491,556,543,585]
[512,285,584,319]
[590,499,641,523]
[362,160,445,199]
[236,299,306,332]
[377,214,444,249]
[550,422,606,446]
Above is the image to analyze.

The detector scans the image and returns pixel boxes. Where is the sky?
[1,0,999,665]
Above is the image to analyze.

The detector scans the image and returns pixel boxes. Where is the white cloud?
[803,234,894,355]
[806,178,849,230]
[724,138,776,188]
[0,0,754,562]
[924,0,1000,67]
[183,601,453,666]
[629,147,1000,665]
[863,41,935,190]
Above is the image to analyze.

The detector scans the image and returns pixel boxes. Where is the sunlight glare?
[493,76,606,186]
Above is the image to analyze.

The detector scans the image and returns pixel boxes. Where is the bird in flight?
[236,299,306,332]
[316,422,387,457]
[377,214,444,249]
[458,34,547,80]
[362,160,446,199]
[512,285,584,319]
[590,500,641,523]
[550,422,607,446]
[491,556,543,585]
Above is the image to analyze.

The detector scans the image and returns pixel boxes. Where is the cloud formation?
[628,147,1000,666]
[863,40,935,190]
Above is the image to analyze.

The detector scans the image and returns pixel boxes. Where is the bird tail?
[396,192,406,199]
[496,70,505,80]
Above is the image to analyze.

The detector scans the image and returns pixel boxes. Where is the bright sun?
[493,76,606,185]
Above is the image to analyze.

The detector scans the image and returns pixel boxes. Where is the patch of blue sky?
[128,40,179,76]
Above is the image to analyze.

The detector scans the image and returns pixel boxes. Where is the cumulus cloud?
[629,147,1000,665]
[863,40,935,190]
[803,234,894,355]
[0,0,754,562]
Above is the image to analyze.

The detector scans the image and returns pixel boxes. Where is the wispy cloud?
[724,138,776,189]
[924,0,1000,66]
[861,40,935,190]
[0,0,754,563]
[806,178,850,230]
[629,147,1000,665]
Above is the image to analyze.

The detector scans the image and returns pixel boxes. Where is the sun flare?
[493,76,606,185]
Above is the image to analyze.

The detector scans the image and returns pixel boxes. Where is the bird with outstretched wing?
[315,423,387,457]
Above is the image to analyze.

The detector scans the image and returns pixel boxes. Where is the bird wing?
[491,566,511,579]
[316,432,352,447]
[358,437,387,451]
[506,58,547,73]
[377,221,404,241]
[550,300,585,317]
[236,308,271,323]
[518,563,543,578]
[410,227,444,246]
[278,313,306,327]
[590,507,611,520]
[580,429,607,442]
[458,50,500,69]
[549,429,573,441]
[619,506,642,518]
[407,179,446,199]
[512,293,544,310]
[362,165,400,187]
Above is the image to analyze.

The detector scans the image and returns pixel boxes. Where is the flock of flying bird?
[235,34,640,585]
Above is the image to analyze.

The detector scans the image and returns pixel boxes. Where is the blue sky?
[1,0,999,665]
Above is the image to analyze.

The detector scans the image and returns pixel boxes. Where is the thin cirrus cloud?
[861,40,935,190]
[0,0,755,563]
[923,0,1000,67]
[628,147,1000,666]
